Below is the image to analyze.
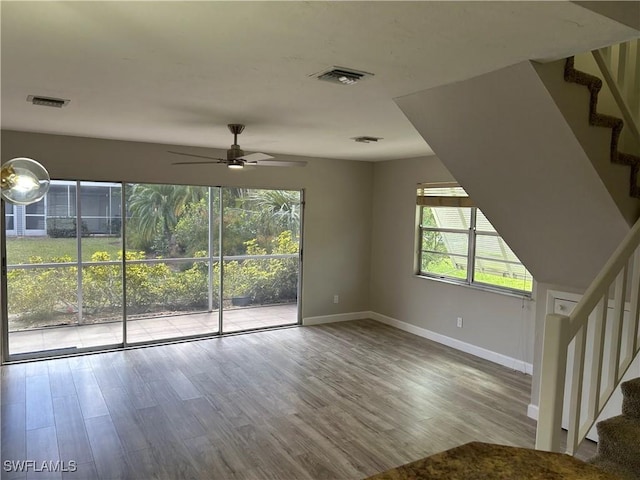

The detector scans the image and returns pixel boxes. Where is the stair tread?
[597,414,640,435]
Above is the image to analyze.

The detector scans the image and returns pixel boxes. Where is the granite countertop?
[366,442,618,480]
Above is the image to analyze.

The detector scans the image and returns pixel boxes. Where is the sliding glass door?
[2,181,301,360]
[4,181,124,357]
[222,189,300,332]
[124,184,218,344]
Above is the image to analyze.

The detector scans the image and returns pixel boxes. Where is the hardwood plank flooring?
[1,319,597,479]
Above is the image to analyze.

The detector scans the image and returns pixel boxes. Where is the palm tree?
[248,189,301,238]
[127,184,205,251]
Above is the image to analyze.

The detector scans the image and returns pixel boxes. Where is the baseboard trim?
[302,312,370,326]
[527,403,539,420]
[369,311,533,375]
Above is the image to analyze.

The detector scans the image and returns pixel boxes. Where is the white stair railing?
[592,39,640,143]
[536,217,640,453]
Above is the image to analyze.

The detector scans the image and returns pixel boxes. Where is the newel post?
[535,313,571,452]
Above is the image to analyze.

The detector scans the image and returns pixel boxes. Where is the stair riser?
[597,441,640,470]
[597,429,640,470]
[621,379,640,418]
[622,396,640,419]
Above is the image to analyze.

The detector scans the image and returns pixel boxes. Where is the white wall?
[0,130,374,321]
[370,156,535,366]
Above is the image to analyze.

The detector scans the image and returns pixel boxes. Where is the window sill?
[414,273,533,300]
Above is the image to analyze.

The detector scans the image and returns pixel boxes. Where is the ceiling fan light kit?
[169,124,307,169]
[227,159,244,170]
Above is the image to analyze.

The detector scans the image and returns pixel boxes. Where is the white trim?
[369,311,533,375]
[302,312,370,326]
[528,403,539,420]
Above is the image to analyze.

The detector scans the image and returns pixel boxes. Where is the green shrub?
[7,231,298,326]
[47,217,89,238]
[7,255,77,322]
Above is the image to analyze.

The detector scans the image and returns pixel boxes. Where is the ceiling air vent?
[27,95,70,108]
[315,67,373,85]
[352,136,382,143]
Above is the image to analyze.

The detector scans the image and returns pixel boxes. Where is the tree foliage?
[127,184,206,255]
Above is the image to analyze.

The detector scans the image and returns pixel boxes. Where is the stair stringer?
[395,60,629,289]
[534,58,640,227]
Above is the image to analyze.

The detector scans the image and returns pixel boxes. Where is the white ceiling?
[1,1,638,162]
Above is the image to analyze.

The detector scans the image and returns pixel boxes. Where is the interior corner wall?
[370,156,535,365]
[0,130,373,321]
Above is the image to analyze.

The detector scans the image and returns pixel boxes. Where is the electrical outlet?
[333,295,339,304]
[457,317,463,328]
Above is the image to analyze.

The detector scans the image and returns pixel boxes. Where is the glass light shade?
[227,161,244,170]
[0,157,51,205]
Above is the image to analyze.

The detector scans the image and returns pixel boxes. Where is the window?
[417,183,532,294]
[5,203,15,231]
[25,197,46,231]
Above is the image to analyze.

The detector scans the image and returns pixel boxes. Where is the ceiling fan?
[169,124,306,169]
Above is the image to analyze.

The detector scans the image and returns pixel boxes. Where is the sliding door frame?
[2,183,303,364]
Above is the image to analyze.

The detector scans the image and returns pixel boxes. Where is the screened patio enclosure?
[2,181,302,360]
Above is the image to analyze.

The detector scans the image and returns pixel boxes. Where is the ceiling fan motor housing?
[227,124,246,160]
[227,144,245,160]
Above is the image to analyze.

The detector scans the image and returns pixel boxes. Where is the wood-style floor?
[1,319,595,479]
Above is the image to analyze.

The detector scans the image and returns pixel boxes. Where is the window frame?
[416,184,532,296]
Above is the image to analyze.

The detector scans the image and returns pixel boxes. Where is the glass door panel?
[222,188,300,333]
[6,180,80,356]
[79,181,123,347]
[124,184,219,343]
[7,265,79,355]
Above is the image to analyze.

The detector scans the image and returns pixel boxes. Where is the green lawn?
[423,256,532,292]
[6,237,123,264]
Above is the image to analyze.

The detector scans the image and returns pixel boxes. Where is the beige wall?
[370,156,536,364]
[0,131,554,373]
[0,130,374,320]
[395,61,629,290]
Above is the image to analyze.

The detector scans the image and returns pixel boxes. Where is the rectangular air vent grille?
[353,136,383,143]
[27,95,70,108]
[315,67,373,85]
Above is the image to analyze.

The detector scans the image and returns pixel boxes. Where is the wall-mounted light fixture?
[0,157,51,205]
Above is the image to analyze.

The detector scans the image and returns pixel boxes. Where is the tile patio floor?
[8,303,298,356]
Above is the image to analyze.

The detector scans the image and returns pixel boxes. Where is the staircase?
[394,35,640,471]
[563,55,640,199]
[590,378,640,479]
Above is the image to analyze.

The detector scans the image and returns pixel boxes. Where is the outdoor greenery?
[423,256,532,291]
[419,205,532,293]
[6,237,122,264]
[6,186,301,326]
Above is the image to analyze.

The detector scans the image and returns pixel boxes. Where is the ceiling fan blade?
[172,160,226,165]
[168,151,225,162]
[238,152,274,162]
[250,160,307,167]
